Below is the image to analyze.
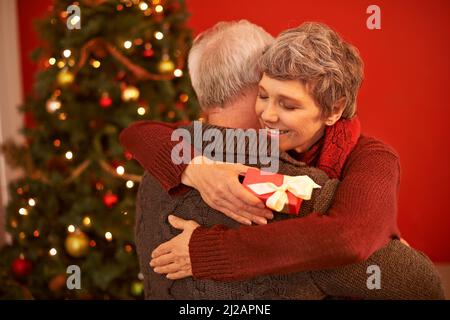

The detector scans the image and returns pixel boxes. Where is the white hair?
[188,20,273,109]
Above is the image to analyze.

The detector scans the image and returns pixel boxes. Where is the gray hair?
[259,22,364,119]
[188,20,273,109]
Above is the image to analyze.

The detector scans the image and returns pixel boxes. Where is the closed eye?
[280,101,297,110]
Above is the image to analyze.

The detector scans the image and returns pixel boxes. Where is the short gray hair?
[260,22,364,119]
[188,20,273,109]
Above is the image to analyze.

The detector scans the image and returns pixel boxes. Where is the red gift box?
[242,168,303,215]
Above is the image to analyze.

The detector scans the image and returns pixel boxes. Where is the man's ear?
[325,97,346,126]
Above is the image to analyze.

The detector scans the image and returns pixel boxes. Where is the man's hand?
[181,156,273,225]
[150,215,200,280]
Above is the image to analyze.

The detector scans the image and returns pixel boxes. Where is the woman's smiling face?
[255,73,329,153]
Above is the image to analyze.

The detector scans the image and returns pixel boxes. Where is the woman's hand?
[150,215,200,280]
[181,156,273,225]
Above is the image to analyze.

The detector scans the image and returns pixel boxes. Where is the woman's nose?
[261,103,278,123]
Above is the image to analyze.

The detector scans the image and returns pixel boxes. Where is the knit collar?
[287,116,361,179]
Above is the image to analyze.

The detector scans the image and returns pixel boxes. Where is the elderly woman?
[122,22,401,281]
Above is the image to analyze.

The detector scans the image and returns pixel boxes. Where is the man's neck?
[206,89,260,129]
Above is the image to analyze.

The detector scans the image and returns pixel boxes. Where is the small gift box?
[242,168,321,215]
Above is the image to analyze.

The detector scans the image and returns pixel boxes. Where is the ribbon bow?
[246,175,321,212]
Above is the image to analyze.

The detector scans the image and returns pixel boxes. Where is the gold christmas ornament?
[65,230,89,258]
[57,68,75,86]
[158,55,175,74]
[121,85,140,102]
[131,281,144,296]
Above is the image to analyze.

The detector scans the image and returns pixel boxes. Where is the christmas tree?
[0,0,199,299]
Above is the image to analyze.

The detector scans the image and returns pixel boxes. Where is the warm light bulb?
[126,180,134,188]
[70,16,80,26]
[67,225,75,233]
[91,60,101,68]
[49,248,57,256]
[116,166,125,175]
[83,216,91,226]
[139,2,148,10]
[137,107,146,115]
[63,49,71,58]
[65,151,73,160]
[105,232,113,241]
[155,4,163,12]
[124,40,132,49]
[10,219,18,228]
[173,69,183,77]
[154,31,163,40]
[179,94,189,103]
[19,208,28,216]
[49,57,56,65]
[28,198,36,207]
[47,98,61,112]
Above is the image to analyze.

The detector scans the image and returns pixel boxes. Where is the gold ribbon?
[246,175,321,212]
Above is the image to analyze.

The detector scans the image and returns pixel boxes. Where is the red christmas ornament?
[124,151,133,161]
[11,257,32,278]
[103,191,118,208]
[143,43,154,58]
[99,92,113,108]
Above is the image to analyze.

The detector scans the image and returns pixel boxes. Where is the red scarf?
[297,116,361,179]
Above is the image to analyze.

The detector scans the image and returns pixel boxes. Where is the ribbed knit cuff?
[152,140,189,192]
[189,226,235,281]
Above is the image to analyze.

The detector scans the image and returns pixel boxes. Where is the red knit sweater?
[120,121,401,281]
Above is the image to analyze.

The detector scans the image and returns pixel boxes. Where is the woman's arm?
[119,121,189,194]
[187,140,401,281]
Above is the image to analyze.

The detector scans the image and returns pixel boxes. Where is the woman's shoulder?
[353,134,400,159]
[344,135,401,175]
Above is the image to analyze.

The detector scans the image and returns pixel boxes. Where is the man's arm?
[311,240,445,300]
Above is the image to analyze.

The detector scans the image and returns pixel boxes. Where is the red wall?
[17,0,450,261]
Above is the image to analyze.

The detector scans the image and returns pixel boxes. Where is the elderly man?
[121,20,444,299]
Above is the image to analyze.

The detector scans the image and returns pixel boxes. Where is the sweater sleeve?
[189,141,401,281]
[119,121,188,194]
[310,240,445,300]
